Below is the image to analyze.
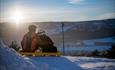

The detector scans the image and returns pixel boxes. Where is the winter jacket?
[21,32,38,52]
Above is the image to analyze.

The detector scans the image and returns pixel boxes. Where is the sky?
[0,0,115,22]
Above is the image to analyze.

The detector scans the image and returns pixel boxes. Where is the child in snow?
[21,25,40,52]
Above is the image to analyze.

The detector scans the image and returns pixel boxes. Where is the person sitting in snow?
[37,30,57,52]
[21,25,40,52]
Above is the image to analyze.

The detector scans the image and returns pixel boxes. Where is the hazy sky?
[1,0,115,22]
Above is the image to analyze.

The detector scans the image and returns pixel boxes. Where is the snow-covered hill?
[0,40,115,70]
[0,40,55,70]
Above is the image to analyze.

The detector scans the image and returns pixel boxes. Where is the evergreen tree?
[9,41,20,51]
[106,45,115,59]
[92,50,99,56]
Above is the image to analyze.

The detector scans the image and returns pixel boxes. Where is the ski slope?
[0,40,115,70]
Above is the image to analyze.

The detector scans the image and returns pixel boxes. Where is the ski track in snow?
[0,40,115,70]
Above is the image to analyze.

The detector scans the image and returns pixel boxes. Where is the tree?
[9,41,20,51]
[92,50,100,56]
[106,45,115,59]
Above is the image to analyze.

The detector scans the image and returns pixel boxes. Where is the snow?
[0,40,115,70]
[29,56,83,70]
[80,62,115,69]
[0,40,54,70]
[65,56,115,70]
[0,40,83,70]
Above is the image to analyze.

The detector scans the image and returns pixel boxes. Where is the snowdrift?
[0,40,83,70]
[0,41,82,70]
[66,56,115,70]
[29,56,83,70]
[1,40,115,70]
[0,40,54,70]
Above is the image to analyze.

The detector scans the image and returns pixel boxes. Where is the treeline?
[65,45,115,59]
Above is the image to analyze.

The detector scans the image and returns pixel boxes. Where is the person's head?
[28,25,37,32]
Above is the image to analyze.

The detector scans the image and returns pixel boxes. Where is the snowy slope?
[0,40,54,70]
[29,56,83,70]
[0,40,115,70]
[0,40,83,70]
[66,56,115,70]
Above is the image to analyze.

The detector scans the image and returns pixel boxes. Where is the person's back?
[21,25,38,52]
[37,31,57,52]
[39,34,53,47]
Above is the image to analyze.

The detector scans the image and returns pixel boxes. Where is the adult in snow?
[37,30,57,52]
[21,25,40,52]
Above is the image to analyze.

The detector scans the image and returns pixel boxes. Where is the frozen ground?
[0,40,115,70]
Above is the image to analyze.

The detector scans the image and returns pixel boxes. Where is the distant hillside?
[50,19,115,43]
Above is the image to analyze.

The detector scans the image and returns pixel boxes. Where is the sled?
[19,51,62,56]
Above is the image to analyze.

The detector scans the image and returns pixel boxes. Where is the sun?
[9,9,25,27]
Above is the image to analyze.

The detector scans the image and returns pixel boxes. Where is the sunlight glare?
[9,9,25,27]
